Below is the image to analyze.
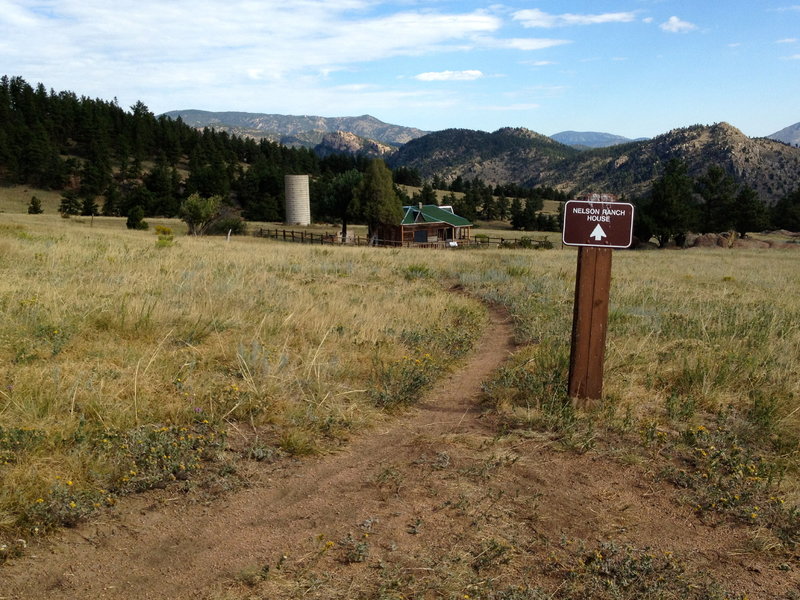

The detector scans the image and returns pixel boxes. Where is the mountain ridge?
[164,109,800,203]
[390,122,800,204]
[550,130,644,149]
[161,109,428,147]
[768,122,800,146]
[388,127,578,188]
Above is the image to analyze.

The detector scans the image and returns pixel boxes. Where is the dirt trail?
[3,305,797,599]
[2,306,516,599]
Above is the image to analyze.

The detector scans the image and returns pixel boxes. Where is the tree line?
[2,76,560,233]
[633,159,800,246]
[0,76,320,225]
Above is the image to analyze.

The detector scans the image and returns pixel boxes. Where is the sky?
[1,1,798,139]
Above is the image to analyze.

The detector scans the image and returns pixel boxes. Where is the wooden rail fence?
[252,228,552,250]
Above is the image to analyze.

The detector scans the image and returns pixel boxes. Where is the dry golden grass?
[0,214,486,541]
[3,211,799,575]
[430,244,799,419]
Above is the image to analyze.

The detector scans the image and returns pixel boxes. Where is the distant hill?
[390,122,800,204]
[389,127,579,186]
[550,130,642,149]
[768,122,800,147]
[551,122,800,204]
[161,110,428,147]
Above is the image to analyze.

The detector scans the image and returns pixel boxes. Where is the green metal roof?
[401,204,473,227]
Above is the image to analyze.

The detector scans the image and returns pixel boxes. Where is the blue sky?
[1,1,798,138]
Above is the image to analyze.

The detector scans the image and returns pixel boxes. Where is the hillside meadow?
[1,213,799,594]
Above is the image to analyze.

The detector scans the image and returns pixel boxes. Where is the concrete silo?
[284,174,311,226]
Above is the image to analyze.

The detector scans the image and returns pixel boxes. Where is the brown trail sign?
[562,197,635,406]
[562,199,635,248]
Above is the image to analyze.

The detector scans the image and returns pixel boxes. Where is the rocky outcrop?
[313,131,396,158]
[691,232,791,249]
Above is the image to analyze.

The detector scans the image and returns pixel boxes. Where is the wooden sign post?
[562,197,635,407]
[568,246,612,404]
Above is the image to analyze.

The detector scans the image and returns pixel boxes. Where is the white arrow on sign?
[590,224,607,241]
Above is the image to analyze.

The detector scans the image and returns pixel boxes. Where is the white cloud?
[414,70,484,81]
[526,60,556,66]
[334,83,376,92]
[0,1,504,92]
[783,54,800,60]
[660,16,697,34]
[513,8,637,28]
[498,38,572,51]
[777,38,798,44]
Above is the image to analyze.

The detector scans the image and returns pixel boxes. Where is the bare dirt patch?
[2,305,797,599]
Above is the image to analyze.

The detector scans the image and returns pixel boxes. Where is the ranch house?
[376,204,473,247]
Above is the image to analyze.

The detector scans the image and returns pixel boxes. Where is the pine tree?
[772,187,800,231]
[451,188,479,223]
[327,169,363,239]
[81,195,98,216]
[695,164,737,233]
[510,197,523,229]
[126,205,148,230]
[358,159,402,239]
[733,186,768,237]
[417,182,438,205]
[102,183,122,216]
[496,194,509,221]
[27,195,43,214]
[520,198,538,230]
[647,159,698,246]
[58,190,81,216]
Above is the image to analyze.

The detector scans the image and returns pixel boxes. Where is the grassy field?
[2,212,799,596]
[0,185,64,214]
[0,213,486,548]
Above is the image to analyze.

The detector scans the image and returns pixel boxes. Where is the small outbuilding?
[375,204,473,247]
